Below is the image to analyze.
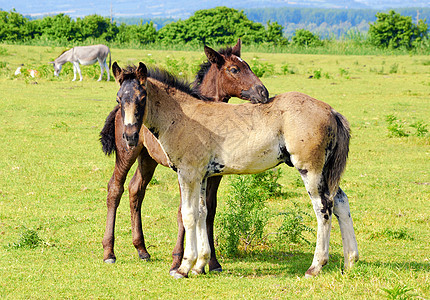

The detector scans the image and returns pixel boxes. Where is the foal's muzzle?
[122,124,139,148]
[241,85,269,104]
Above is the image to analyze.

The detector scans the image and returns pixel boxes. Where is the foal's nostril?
[257,85,269,102]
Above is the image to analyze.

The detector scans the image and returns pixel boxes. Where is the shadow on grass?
[216,249,344,278]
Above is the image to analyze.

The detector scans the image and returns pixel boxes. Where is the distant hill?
[244,7,430,37]
[2,1,429,38]
[112,7,430,38]
[2,0,430,19]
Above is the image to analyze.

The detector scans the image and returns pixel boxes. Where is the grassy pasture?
[0,44,429,299]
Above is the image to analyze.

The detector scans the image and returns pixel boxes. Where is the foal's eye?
[229,67,239,74]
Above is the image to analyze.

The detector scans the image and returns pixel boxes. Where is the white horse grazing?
[50,44,111,81]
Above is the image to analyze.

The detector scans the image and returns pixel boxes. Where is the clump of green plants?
[389,63,399,74]
[381,284,415,299]
[217,168,313,256]
[0,46,8,55]
[281,63,295,75]
[339,67,349,78]
[9,227,45,249]
[385,114,429,137]
[276,203,314,246]
[311,69,330,79]
[250,57,275,77]
[217,171,274,256]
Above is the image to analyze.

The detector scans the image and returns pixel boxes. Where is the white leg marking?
[177,174,201,277]
[333,188,359,271]
[301,171,332,277]
[192,178,210,274]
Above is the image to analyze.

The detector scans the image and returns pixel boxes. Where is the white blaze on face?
[236,56,244,63]
[123,104,137,126]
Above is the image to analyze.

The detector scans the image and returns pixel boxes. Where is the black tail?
[324,110,350,196]
[100,105,120,155]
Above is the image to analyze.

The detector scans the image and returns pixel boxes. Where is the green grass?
[0,44,429,299]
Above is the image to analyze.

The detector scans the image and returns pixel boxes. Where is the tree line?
[0,6,428,50]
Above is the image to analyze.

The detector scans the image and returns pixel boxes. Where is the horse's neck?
[145,80,188,133]
[56,49,73,63]
[196,67,229,102]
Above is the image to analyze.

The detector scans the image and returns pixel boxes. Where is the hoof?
[191,268,205,275]
[138,252,151,262]
[174,273,185,279]
[305,265,321,278]
[209,267,223,273]
[170,270,187,279]
[104,258,116,264]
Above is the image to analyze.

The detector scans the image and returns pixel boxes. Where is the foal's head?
[195,39,269,103]
[112,62,147,148]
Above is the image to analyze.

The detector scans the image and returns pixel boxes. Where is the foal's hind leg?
[128,149,158,261]
[300,170,333,277]
[333,188,359,272]
[102,146,141,263]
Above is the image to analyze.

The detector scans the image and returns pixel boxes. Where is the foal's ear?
[232,39,242,57]
[204,45,225,68]
[112,62,122,83]
[137,62,147,85]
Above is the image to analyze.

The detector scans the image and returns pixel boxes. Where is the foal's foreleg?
[333,188,359,272]
[175,175,210,278]
[169,175,222,275]
[128,151,158,262]
[192,178,211,275]
[102,147,140,263]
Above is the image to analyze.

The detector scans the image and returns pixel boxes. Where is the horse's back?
[74,44,110,60]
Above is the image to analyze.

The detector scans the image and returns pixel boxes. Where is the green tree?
[265,21,288,45]
[0,9,29,42]
[292,29,322,47]
[76,15,118,42]
[368,10,429,49]
[116,21,157,45]
[38,14,77,42]
[158,7,268,46]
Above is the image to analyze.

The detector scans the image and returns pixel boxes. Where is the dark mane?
[122,65,200,99]
[192,46,235,89]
